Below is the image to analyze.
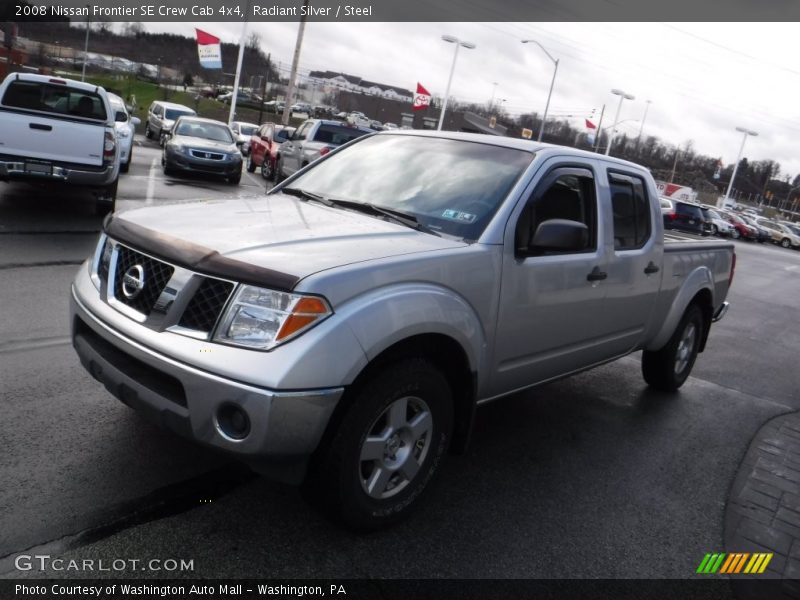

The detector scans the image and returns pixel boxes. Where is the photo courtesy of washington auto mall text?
[2,0,800,598]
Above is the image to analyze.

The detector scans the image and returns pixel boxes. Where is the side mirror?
[530,219,589,252]
[114,110,127,122]
[235,140,244,147]
[130,116,141,127]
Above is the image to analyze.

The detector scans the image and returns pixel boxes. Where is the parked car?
[230,121,259,156]
[145,101,196,146]
[246,122,295,180]
[739,215,770,243]
[699,206,732,237]
[346,111,370,127]
[369,119,383,130]
[71,135,734,529]
[720,211,758,241]
[107,92,140,174]
[291,102,312,115]
[262,100,285,114]
[161,116,243,184]
[0,72,120,214]
[757,218,800,248]
[277,119,372,180]
[661,198,706,235]
[382,122,399,130]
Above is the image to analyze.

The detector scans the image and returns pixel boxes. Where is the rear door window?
[608,172,652,250]
[2,80,106,120]
[314,124,369,146]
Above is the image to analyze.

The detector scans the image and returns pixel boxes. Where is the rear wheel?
[246,155,256,173]
[303,358,452,530]
[93,179,118,216]
[642,304,704,392]
[262,157,275,181]
[782,238,791,248]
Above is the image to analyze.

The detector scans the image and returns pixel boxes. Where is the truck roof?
[384,130,650,171]
[3,72,106,95]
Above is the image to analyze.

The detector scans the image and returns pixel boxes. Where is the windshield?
[283,134,534,240]
[165,108,194,120]
[175,121,233,143]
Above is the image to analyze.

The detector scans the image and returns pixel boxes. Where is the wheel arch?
[646,268,715,353]
[313,332,477,467]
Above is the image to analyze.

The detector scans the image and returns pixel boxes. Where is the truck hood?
[109,194,466,287]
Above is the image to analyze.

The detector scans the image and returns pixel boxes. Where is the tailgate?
[0,109,106,167]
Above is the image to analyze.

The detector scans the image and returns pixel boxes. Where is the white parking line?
[146,157,158,205]
[244,170,264,189]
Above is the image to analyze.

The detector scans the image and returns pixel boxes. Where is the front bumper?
[0,157,117,186]
[70,286,343,483]
[165,147,242,177]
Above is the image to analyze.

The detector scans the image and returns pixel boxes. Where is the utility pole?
[593,104,605,152]
[257,53,270,125]
[670,145,680,183]
[81,5,91,81]
[281,0,309,126]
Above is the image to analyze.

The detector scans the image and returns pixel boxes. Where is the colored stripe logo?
[696,553,772,574]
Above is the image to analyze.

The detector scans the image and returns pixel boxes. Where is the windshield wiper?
[280,187,333,206]
[324,198,441,237]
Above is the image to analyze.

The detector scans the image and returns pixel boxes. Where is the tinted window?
[609,172,651,249]
[2,81,106,120]
[165,108,194,120]
[517,170,597,254]
[275,128,293,142]
[675,202,702,218]
[286,135,533,240]
[314,124,369,145]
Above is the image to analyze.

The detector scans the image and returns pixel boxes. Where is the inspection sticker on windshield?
[441,209,477,223]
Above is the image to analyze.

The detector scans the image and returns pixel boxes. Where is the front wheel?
[710,224,718,236]
[261,157,275,181]
[782,238,791,248]
[642,304,704,392]
[730,228,740,239]
[303,358,453,530]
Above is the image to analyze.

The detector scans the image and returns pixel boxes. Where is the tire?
[276,156,286,182]
[642,304,704,392]
[159,130,166,148]
[144,123,152,139]
[121,148,132,173]
[303,358,453,530]
[261,157,274,181]
[93,179,118,216]
[710,224,718,236]
[730,228,740,239]
[228,173,241,185]
[162,159,175,177]
[246,155,256,173]
[782,238,791,248]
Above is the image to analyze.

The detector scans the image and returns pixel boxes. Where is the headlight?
[213,285,332,350]
[89,234,112,290]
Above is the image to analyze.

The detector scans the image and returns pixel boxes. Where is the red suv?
[246,123,295,180]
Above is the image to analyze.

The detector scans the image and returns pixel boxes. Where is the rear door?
[600,170,663,354]
[280,121,313,175]
[0,79,108,166]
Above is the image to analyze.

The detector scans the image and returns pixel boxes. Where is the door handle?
[587,266,607,282]
[644,262,660,274]
[29,123,52,131]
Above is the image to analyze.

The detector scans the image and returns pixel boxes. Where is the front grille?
[189,149,225,160]
[179,277,234,332]
[113,245,174,315]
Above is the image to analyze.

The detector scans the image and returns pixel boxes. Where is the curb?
[725,411,800,599]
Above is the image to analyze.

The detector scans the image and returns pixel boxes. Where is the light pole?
[605,88,635,156]
[81,5,91,81]
[489,81,499,110]
[635,99,651,149]
[521,39,559,142]
[437,35,476,131]
[724,127,758,203]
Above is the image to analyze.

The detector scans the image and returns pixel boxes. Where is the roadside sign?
[521,128,533,139]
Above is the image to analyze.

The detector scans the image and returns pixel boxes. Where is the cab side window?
[515,167,597,256]
[608,172,651,250]
[293,122,311,141]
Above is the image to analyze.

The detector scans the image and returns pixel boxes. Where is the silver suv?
[277,119,371,180]
[145,101,196,144]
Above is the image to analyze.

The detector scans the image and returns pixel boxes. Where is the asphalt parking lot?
[1,136,799,581]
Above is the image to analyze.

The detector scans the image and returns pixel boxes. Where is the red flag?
[195,29,220,45]
[413,82,431,111]
[585,119,597,129]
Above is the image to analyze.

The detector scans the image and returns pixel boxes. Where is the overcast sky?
[140,21,800,179]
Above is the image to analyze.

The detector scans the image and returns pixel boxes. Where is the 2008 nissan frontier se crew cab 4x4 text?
[70,131,734,529]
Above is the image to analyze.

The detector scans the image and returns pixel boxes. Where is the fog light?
[216,404,250,440]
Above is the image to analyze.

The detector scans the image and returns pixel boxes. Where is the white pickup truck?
[0,73,120,214]
[70,132,734,529]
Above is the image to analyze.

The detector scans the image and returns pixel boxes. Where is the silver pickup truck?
[0,73,120,214]
[70,132,734,529]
